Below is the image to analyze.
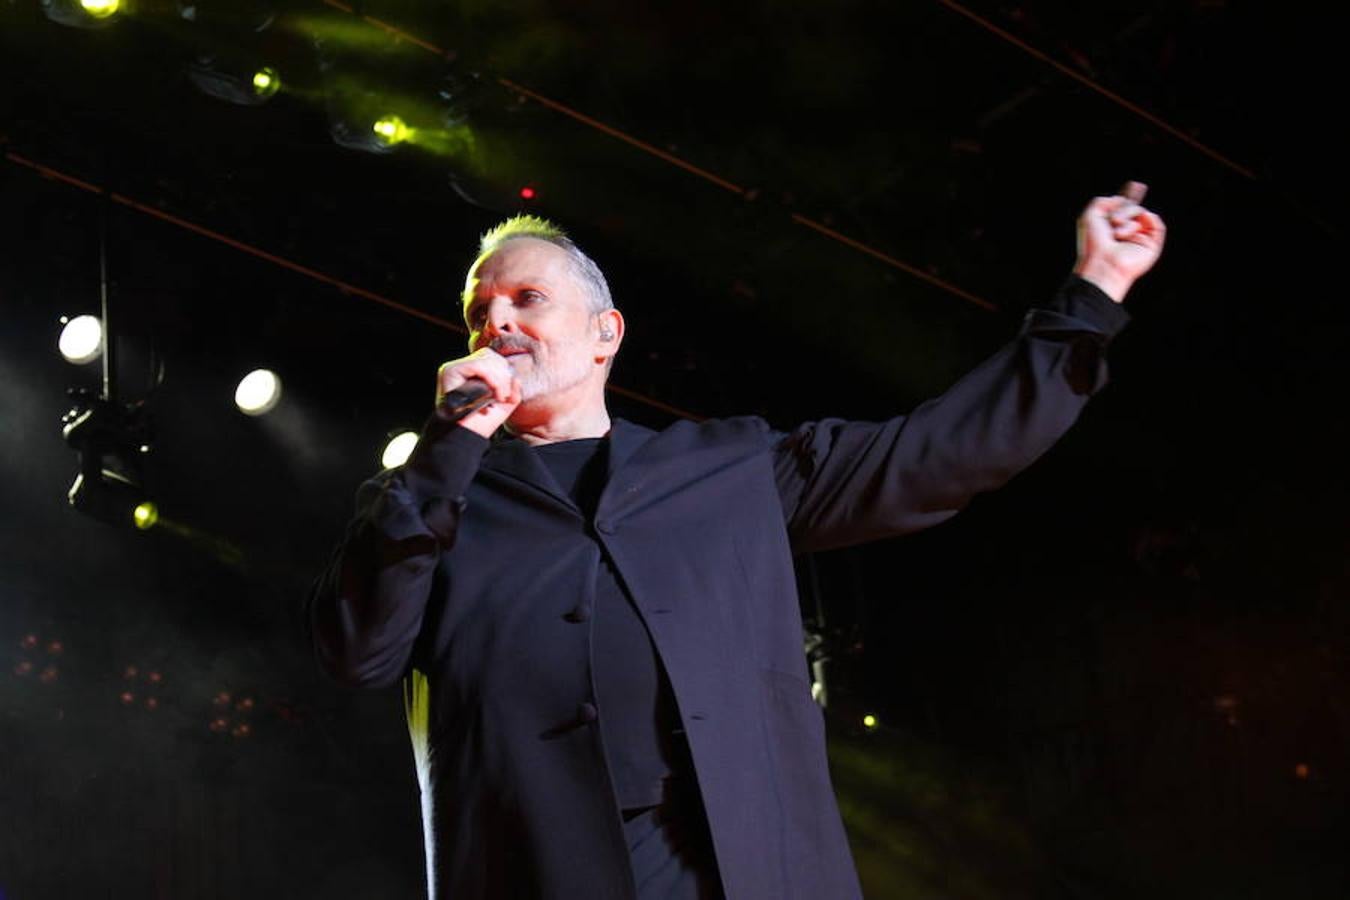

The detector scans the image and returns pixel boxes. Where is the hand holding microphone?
[436,348,522,438]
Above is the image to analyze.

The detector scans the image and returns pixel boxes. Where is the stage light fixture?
[252,67,279,96]
[862,714,879,732]
[187,55,282,106]
[382,431,419,469]
[68,467,155,530]
[234,369,281,416]
[63,390,156,530]
[133,501,159,530]
[40,0,122,28]
[372,114,410,147]
[58,315,104,364]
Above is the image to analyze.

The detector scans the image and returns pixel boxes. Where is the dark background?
[2,1,1346,897]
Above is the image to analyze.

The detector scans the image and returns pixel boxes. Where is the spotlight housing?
[41,0,123,28]
[68,468,156,530]
[63,390,155,529]
[187,54,282,106]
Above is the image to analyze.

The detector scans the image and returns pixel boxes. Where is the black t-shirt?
[532,437,684,810]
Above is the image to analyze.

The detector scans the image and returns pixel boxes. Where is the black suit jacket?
[308,277,1130,899]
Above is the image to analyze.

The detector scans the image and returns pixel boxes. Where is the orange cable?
[791,214,997,312]
[936,0,1256,180]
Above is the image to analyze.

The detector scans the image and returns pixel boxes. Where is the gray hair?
[476,215,615,313]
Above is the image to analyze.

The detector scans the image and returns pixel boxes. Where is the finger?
[1108,203,1144,227]
[1138,209,1166,239]
[438,355,514,401]
[1113,219,1143,240]
[1087,195,1128,216]
[1118,181,1148,203]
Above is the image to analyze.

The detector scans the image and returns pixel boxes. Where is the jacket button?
[563,606,591,623]
[577,702,598,723]
[594,519,616,535]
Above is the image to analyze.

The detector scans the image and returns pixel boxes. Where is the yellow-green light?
[252,67,280,99]
[372,115,410,146]
[862,714,879,731]
[80,0,121,18]
[133,502,159,531]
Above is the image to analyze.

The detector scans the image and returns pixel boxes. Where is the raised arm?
[774,183,1166,553]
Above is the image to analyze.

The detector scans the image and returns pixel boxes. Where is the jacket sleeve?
[772,275,1131,554]
[305,417,489,688]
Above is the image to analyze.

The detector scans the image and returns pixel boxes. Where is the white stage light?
[381,431,419,469]
[58,315,103,364]
[234,369,281,416]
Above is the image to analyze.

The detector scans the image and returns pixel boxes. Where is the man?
[307,184,1165,899]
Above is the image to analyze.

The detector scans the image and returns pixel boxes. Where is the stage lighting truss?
[62,388,157,530]
[40,0,124,29]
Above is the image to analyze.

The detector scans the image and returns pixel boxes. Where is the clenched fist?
[1074,180,1167,303]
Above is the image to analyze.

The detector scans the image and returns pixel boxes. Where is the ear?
[594,308,625,363]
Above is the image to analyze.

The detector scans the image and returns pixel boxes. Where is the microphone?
[435,379,495,422]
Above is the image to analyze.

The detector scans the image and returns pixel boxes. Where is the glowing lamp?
[80,0,120,16]
[58,315,103,364]
[235,369,281,416]
[382,431,419,469]
[372,115,410,147]
[133,502,159,530]
[251,67,280,100]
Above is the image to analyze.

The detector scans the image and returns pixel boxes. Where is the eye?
[519,289,545,304]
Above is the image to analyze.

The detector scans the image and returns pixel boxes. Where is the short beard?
[493,335,593,402]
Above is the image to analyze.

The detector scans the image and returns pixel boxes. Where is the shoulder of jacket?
[654,415,772,446]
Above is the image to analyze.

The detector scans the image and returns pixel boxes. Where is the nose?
[472,297,518,349]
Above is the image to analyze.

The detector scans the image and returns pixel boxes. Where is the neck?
[505,385,611,446]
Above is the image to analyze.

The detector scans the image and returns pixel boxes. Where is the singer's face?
[462,238,602,403]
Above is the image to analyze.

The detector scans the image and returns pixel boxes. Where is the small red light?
[519,186,536,200]
[120,691,136,705]
[213,691,231,707]
[232,722,252,739]
[14,660,34,677]
[236,696,255,712]
[20,634,38,650]
[144,697,159,711]
[123,665,139,680]
[209,717,229,733]
[1295,763,1310,779]
[147,671,162,684]
[39,665,59,684]
[46,640,64,655]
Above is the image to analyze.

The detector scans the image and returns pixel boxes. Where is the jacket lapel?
[478,435,576,512]
[476,419,659,518]
[604,419,657,484]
